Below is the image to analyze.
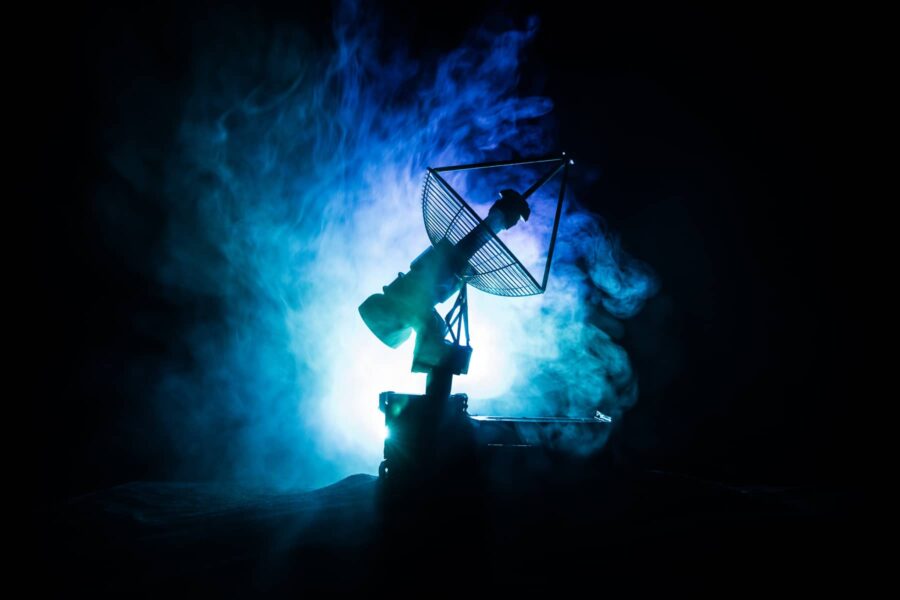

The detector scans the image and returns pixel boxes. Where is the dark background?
[32,1,860,507]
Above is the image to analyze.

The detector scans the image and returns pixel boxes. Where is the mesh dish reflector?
[422,170,543,297]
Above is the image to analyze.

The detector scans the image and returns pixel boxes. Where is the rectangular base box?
[378,391,612,480]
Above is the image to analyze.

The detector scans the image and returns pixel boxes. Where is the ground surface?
[44,463,864,595]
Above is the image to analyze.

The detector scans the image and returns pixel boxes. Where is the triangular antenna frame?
[422,153,573,296]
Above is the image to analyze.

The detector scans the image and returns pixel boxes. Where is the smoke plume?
[107,2,657,487]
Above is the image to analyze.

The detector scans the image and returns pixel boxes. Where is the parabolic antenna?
[422,154,572,297]
[359,153,605,483]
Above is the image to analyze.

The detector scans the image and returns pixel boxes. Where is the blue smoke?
[110,3,657,488]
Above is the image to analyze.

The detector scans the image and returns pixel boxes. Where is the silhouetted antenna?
[359,152,601,484]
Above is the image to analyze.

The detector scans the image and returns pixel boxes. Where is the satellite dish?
[422,154,573,297]
[359,153,597,482]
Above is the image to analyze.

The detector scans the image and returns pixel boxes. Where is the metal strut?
[444,282,470,347]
